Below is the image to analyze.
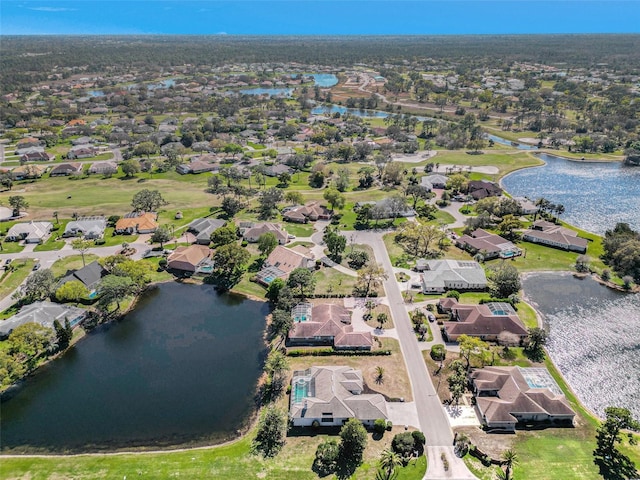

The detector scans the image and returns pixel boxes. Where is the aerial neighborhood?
[0,34,638,480]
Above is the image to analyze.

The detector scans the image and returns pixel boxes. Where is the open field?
[50,254,99,279]
[0,259,34,301]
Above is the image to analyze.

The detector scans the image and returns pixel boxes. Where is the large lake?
[502,153,640,234]
[0,282,268,453]
[522,273,640,419]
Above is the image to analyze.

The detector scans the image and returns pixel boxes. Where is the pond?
[502,153,640,234]
[311,104,433,121]
[485,133,538,150]
[522,273,640,420]
[0,282,269,453]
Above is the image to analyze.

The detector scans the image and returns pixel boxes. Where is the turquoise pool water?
[292,379,309,404]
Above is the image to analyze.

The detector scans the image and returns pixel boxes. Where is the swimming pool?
[292,378,310,404]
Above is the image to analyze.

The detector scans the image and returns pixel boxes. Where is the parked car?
[33,262,41,271]
[5,258,12,265]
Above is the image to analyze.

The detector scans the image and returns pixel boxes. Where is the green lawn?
[0,259,34,301]
[0,428,426,480]
[313,268,357,296]
[33,222,69,252]
[100,228,139,247]
[285,223,315,238]
[50,254,99,279]
[0,241,25,253]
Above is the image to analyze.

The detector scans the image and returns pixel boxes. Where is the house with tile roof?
[6,221,53,244]
[114,212,158,234]
[288,303,373,350]
[167,245,212,272]
[522,220,588,253]
[438,298,528,342]
[289,366,388,427]
[455,229,522,260]
[282,201,332,223]
[241,222,289,245]
[0,301,86,339]
[420,259,487,293]
[188,218,226,245]
[256,245,314,285]
[470,366,575,431]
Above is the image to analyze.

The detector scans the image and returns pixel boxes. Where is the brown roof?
[243,222,288,244]
[167,245,211,272]
[471,366,575,425]
[265,245,312,275]
[524,224,588,251]
[443,303,527,339]
[115,213,158,232]
[456,229,518,255]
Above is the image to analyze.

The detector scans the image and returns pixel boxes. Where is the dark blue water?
[0,282,268,452]
[523,273,640,419]
[502,153,640,234]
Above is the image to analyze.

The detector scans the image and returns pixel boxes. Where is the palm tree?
[377,449,402,480]
[375,366,385,384]
[554,203,565,223]
[501,449,519,480]
[376,312,388,330]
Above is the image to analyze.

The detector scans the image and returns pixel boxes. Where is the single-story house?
[282,202,332,223]
[467,180,503,200]
[20,151,54,162]
[242,222,289,245]
[263,164,293,177]
[63,216,107,239]
[167,244,212,272]
[6,221,53,244]
[89,161,118,175]
[0,301,86,339]
[67,144,98,159]
[421,174,448,189]
[176,160,219,175]
[438,298,528,342]
[455,229,522,260]
[71,136,94,145]
[421,259,487,293]
[59,260,107,291]
[289,366,388,428]
[522,220,588,253]
[50,162,83,177]
[188,218,226,244]
[470,366,575,431]
[513,197,538,215]
[114,212,158,235]
[288,303,372,350]
[10,164,47,180]
[256,245,314,284]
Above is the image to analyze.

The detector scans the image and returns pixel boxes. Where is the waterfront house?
[470,366,575,431]
[438,298,528,342]
[167,245,212,273]
[59,260,107,291]
[420,259,487,293]
[287,303,372,350]
[256,245,314,284]
[467,180,503,200]
[455,229,522,260]
[289,366,388,428]
[522,220,588,253]
[0,301,86,339]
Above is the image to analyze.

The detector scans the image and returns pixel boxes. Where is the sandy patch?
[391,151,437,163]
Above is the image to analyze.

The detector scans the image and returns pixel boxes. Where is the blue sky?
[1,1,639,35]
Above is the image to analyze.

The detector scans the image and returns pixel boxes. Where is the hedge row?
[287,349,392,357]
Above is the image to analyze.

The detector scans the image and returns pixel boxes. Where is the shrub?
[94,238,106,245]
[386,420,393,431]
[445,290,460,300]
[313,440,339,476]
[391,432,416,460]
[241,240,248,247]
[373,418,387,434]
[430,344,446,361]
[158,258,167,269]
[412,430,426,446]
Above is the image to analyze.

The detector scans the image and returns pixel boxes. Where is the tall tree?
[18,268,55,304]
[488,263,521,298]
[97,274,136,312]
[258,232,278,257]
[8,195,28,217]
[339,418,368,466]
[212,243,250,290]
[252,405,288,458]
[323,188,345,211]
[356,263,388,298]
[71,238,93,267]
[287,267,316,298]
[377,449,403,480]
[150,225,172,248]
[131,189,167,212]
[210,223,238,247]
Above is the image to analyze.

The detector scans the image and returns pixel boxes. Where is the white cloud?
[27,7,77,12]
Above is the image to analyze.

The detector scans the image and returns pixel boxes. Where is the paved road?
[350,230,476,479]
